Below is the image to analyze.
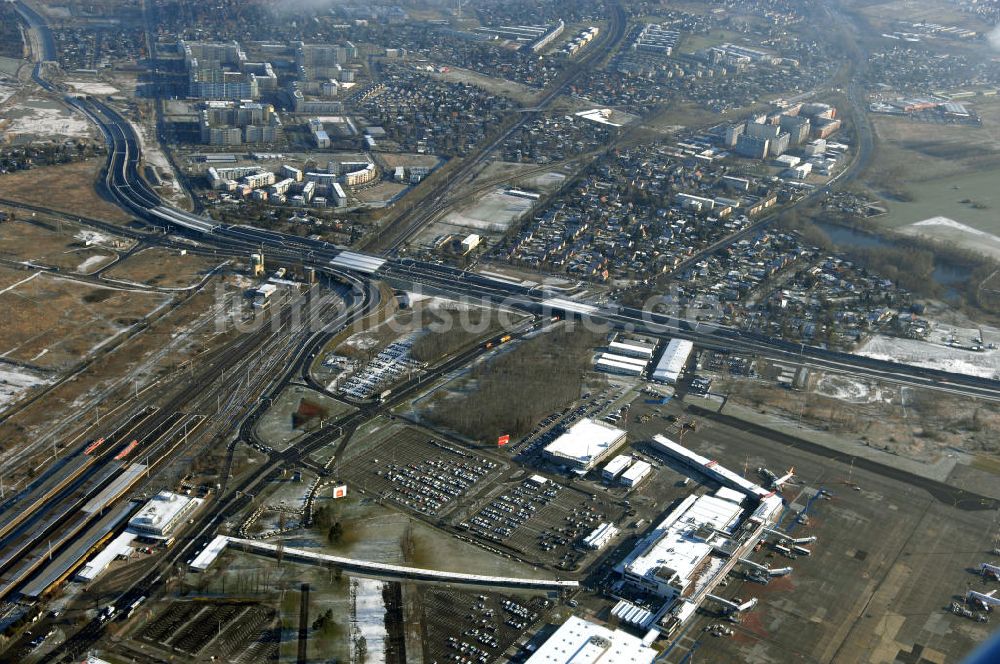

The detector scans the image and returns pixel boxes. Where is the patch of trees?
[409,308,502,363]
[0,4,23,59]
[427,325,603,440]
[0,143,102,174]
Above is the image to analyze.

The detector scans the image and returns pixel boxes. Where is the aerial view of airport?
[1,0,1000,662]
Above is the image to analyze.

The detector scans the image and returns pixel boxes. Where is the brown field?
[869,109,1000,184]
[0,282,226,485]
[0,265,36,291]
[0,216,133,272]
[0,159,134,224]
[0,272,171,369]
[428,67,539,105]
[855,0,991,32]
[104,247,226,288]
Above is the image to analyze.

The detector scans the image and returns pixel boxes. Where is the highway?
[33,92,1000,406]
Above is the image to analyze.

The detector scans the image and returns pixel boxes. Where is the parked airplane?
[968,589,999,611]
[758,466,795,490]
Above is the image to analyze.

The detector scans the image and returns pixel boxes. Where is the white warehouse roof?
[596,357,644,376]
[544,419,626,469]
[609,340,655,358]
[621,460,652,485]
[525,615,656,664]
[652,338,693,383]
[600,353,648,368]
[603,454,634,478]
[77,531,137,583]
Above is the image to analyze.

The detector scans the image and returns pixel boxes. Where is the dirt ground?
[0,281,226,487]
[716,364,1000,464]
[376,153,443,171]
[0,272,171,370]
[428,66,539,105]
[0,215,134,272]
[0,159,135,224]
[104,247,227,288]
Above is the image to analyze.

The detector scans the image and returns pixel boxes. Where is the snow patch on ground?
[75,230,113,246]
[439,190,534,232]
[909,216,997,239]
[341,332,380,350]
[128,118,187,205]
[66,81,119,96]
[76,255,112,273]
[814,374,885,403]
[0,273,39,295]
[0,365,50,410]
[5,100,92,138]
[0,81,16,105]
[405,291,483,310]
[858,332,1000,380]
[350,578,387,664]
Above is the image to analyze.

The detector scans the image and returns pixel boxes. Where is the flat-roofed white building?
[525,615,656,664]
[128,491,202,539]
[602,454,634,481]
[582,522,619,550]
[620,459,652,487]
[615,490,744,599]
[652,338,693,384]
[76,532,138,583]
[600,353,648,369]
[595,355,645,377]
[608,340,655,359]
[543,418,626,471]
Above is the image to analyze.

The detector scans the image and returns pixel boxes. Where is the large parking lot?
[455,476,626,570]
[419,587,552,664]
[339,427,504,518]
[337,338,423,400]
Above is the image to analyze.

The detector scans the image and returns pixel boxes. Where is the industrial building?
[543,418,626,472]
[461,234,482,254]
[608,340,655,359]
[582,522,619,550]
[616,489,745,599]
[620,459,652,487]
[610,434,788,639]
[651,339,693,384]
[594,353,647,377]
[602,454,634,481]
[525,615,656,664]
[128,491,203,539]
